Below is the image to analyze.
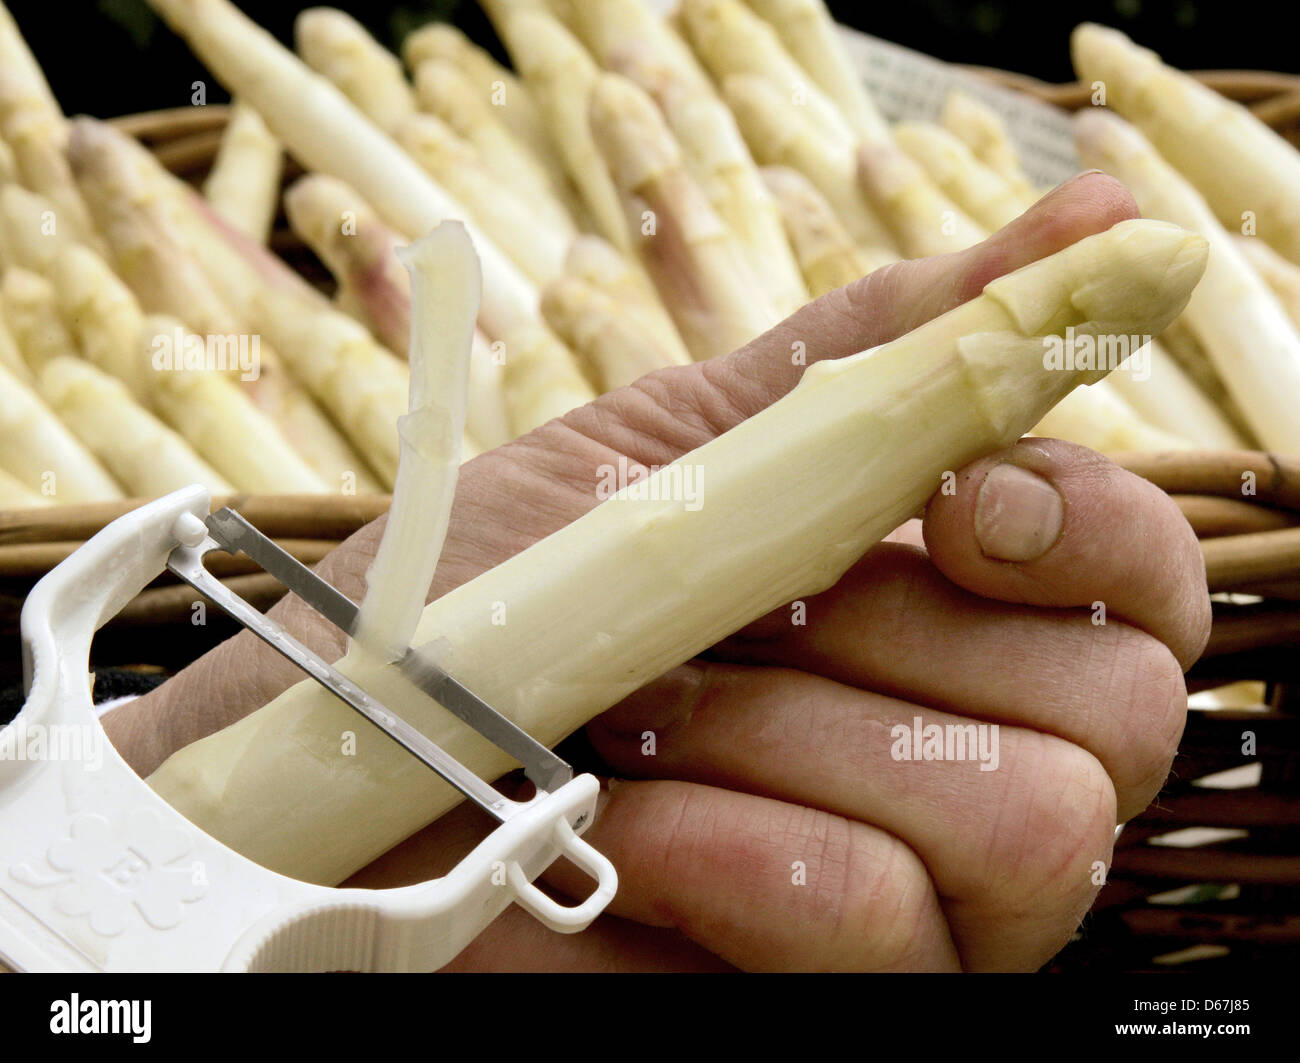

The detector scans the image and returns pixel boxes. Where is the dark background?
[6,0,1297,119]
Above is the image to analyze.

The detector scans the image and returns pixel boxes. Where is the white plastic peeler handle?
[0,487,616,972]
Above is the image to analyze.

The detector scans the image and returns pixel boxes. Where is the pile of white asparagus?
[2,1,1299,516]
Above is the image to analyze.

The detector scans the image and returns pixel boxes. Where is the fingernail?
[974,464,1064,562]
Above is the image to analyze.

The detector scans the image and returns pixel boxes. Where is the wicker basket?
[3,71,1300,971]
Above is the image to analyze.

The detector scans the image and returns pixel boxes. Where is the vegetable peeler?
[0,485,616,972]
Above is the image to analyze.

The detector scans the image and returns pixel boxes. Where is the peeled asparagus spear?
[590,72,779,360]
[1076,108,1300,453]
[1073,23,1300,265]
[295,8,416,134]
[144,0,539,338]
[939,90,1040,203]
[201,100,282,244]
[0,361,123,503]
[149,218,1209,885]
[38,356,234,496]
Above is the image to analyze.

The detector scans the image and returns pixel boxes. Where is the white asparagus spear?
[590,72,778,361]
[411,57,575,235]
[147,219,1208,885]
[144,0,539,338]
[721,73,896,254]
[761,165,878,297]
[201,100,282,244]
[939,90,1040,203]
[0,310,28,382]
[1,266,77,372]
[0,464,49,508]
[564,234,691,365]
[139,313,330,494]
[401,20,559,179]
[1234,234,1300,331]
[51,244,150,398]
[0,183,75,274]
[1103,340,1244,450]
[498,319,596,436]
[38,356,235,496]
[490,7,631,251]
[0,361,124,502]
[741,0,893,146]
[392,111,568,285]
[893,121,1033,232]
[1073,23,1300,264]
[1075,108,1300,453]
[295,8,417,133]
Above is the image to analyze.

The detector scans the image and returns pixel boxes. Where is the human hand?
[103,173,1209,971]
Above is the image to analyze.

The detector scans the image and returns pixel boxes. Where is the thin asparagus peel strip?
[37,356,235,496]
[1076,108,1300,453]
[1072,23,1300,265]
[148,219,1209,886]
[144,0,538,338]
[353,222,477,658]
[201,100,283,244]
[591,72,778,360]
